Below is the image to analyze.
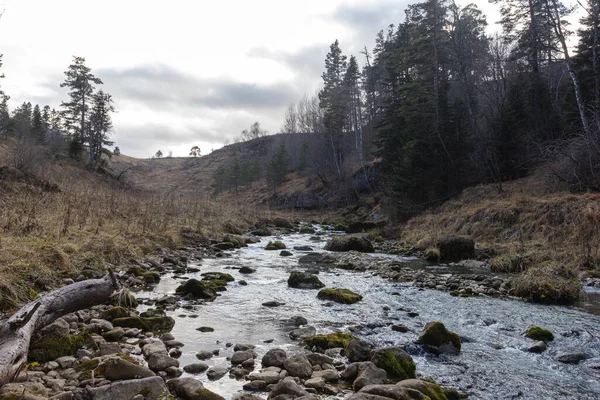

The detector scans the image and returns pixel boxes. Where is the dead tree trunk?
[0,274,118,386]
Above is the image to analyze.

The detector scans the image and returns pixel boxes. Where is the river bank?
[2,223,600,399]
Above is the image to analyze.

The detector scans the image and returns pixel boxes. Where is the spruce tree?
[89,90,115,164]
[31,104,45,144]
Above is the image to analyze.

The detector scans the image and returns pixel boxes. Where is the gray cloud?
[248,46,327,86]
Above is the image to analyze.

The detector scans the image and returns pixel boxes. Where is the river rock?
[183,363,209,374]
[283,354,313,378]
[267,378,312,399]
[175,278,217,300]
[148,353,179,371]
[207,366,229,380]
[112,316,175,331]
[196,350,214,360]
[325,236,374,253]
[528,341,547,353]
[88,318,114,333]
[167,377,225,399]
[233,394,264,400]
[347,340,373,362]
[142,341,168,359]
[343,362,387,391]
[397,379,453,399]
[298,253,336,265]
[306,353,334,366]
[244,380,268,391]
[262,348,288,368]
[231,350,257,365]
[55,356,77,369]
[248,370,281,384]
[98,343,122,356]
[263,301,285,307]
[418,321,461,355]
[102,327,125,342]
[317,288,362,304]
[371,346,416,380]
[312,369,340,382]
[285,316,308,326]
[437,236,475,262]
[294,246,313,251]
[288,271,325,289]
[239,266,256,274]
[290,326,317,340]
[556,351,590,364]
[86,376,169,400]
[102,357,155,380]
[38,318,70,340]
[305,377,326,389]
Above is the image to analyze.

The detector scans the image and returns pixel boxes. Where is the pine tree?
[89,90,115,164]
[60,56,103,161]
[267,142,290,190]
[31,104,45,144]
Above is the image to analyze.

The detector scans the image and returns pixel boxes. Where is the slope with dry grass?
[397,169,599,303]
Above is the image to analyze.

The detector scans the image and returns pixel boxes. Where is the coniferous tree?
[267,142,290,189]
[31,104,45,144]
[89,90,115,164]
[60,56,103,160]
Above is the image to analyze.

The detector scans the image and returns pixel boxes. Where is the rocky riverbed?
[2,223,600,399]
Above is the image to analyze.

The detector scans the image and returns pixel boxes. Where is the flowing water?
[136,229,600,400]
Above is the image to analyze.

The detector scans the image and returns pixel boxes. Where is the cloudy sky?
[0,0,505,158]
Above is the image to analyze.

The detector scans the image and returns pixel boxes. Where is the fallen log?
[0,273,119,386]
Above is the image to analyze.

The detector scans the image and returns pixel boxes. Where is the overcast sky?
[0,0,506,158]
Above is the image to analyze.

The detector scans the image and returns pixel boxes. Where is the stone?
[142,341,168,359]
[248,370,281,384]
[267,379,311,399]
[233,394,264,400]
[55,356,77,369]
[347,340,373,362]
[89,319,114,333]
[102,357,155,380]
[288,271,325,289]
[524,326,555,342]
[262,348,288,368]
[528,341,547,353]
[343,362,387,391]
[317,288,362,304]
[370,347,416,380]
[418,321,461,355]
[311,369,339,382]
[196,350,214,360]
[324,236,374,253]
[85,376,168,400]
[231,350,256,365]
[184,363,209,374]
[280,251,293,256]
[286,316,308,326]
[294,246,313,251]
[305,353,334,366]
[196,327,215,332]
[164,339,185,348]
[234,343,255,351]
[112,316,175,332]
[175,278,218,300]
[239,266,256,274]
[283,354,313,379]
[391,325,409,333]
[206,366,229,380]
[556,351,590,364]
[244,380,268,391]
[103,327,126,342]
[98,343,122,356]
[290,326,317,340]
[148,353,179,371]
[167,377,225,399]
[263,301,286,307]
[304,377,325,389]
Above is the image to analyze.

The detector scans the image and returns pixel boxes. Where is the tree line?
[0,56,116,170]
[277,0,600,219]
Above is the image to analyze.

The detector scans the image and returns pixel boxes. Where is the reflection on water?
[136,231,600,399]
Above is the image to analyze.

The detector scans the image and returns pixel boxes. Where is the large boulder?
[112,316,175,332]
[262,348,288,368]
[317,288,362,304]
[418,322,461,355]
[437,237,475,262]
[290,326,317,340]
[167,377,226,400]
[304,332,358,351]
[397,379,450,399]
[288,271,325,289]
[267,378,312,399]
[175,278,218,300]
[231,350,256,365]
[283,354,313,379]
[325,236,374,253]
[371,347,416,380]
[148,353,179,371]
[298,253,337,265]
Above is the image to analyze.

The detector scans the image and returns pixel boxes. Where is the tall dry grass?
[0,162,272,311]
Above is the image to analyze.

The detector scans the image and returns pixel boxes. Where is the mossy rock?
[332,222,348,232]
[203,279,228,292]
[288,271,325,289]
[397,379,449,400]
[512,263,580,305]
[525,326,554,342]
[29,334,86,363]
[75,358,100,372]
[239,280,248,286]
[304,332,358,350]
[175,279,217,300]
[443,388,461,400]
[251,227,273,236]
[425,248,441,262]
[324,236,374,253]
[371,347,416,380]
[101,306,131,321]
[112,316,175,332]
[213,242,235,251]
[273,217,294,229]
[194,388,225,400]
[126,266,147,277]
[265,241,286,250]
[299,225,315,234]
[317,288,362,304]
[418,322,461,354]
[140,308,166,318]
[201,272,234,282]
[222,235,247,248]
[143,271,161,284]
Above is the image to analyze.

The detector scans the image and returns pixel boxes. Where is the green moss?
[443,388,461,400]
[317,288,362,304]
[239,280,247,286]
[397,380,448,400]
[112,316,175,332]
[76,358,100,372]
[101,306,131,321]
[222,235,247,248]
[143,271,161,283]
[304,332,358,350]
[380,351,416,380]
[418,322,461,353]
[288,271,325,289]
[525,326,554,342]
[324,236,374,253]
[201,272,234,282]
[265,240,286,250]
[203,279,228,291]
[29,334,86,363]
[333,222,348,232]
[300,225,315,234]
[127,266,147,277]
[425,248,441,262]
[194,388,225,400]
[175,279,217,299]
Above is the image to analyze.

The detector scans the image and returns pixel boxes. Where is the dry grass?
[397,171,600,302]
[0,162,276,311]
